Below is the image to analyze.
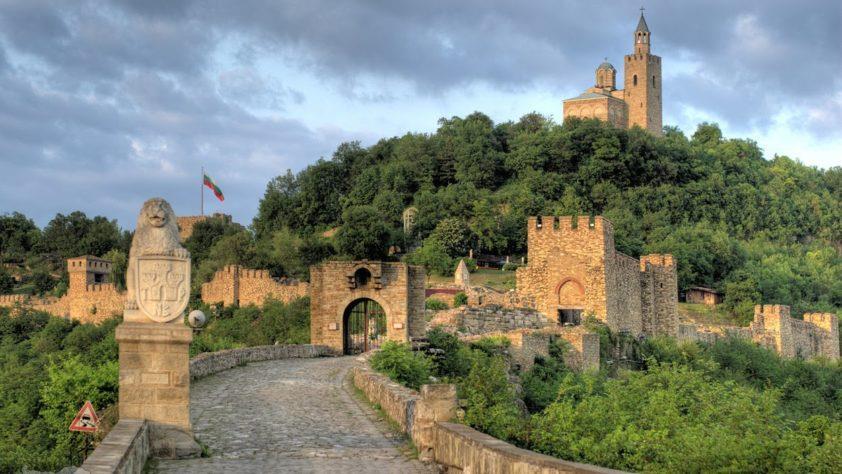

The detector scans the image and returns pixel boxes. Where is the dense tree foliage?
[252,114,841,320]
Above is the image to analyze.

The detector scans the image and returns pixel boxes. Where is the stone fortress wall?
[200,265,308,307]
[679,305,839,360]
[515,215,677,337]
[175,213,232,241]
[0,255,123,323]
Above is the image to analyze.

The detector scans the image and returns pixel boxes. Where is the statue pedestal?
[115,321,200,458]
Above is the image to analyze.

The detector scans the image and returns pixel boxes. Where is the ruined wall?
[679,305,839,361]
[430,306,551,336]
[466,286,536,309]
[309,261,425,354]
[200,265,308,307]
[750,305,839,360]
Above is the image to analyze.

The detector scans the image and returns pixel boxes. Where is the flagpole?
[201,166,204,217]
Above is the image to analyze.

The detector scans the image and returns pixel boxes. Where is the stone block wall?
[353,361,616,473]
[79,419,149,474]
[639,254,678,336]
[513,215,678,338]
[435,306,552,336]
[310,261,425,354]
[517,216,613,325]
[0,257,124,324]
[750,305,839,360]
[201,265,308,307]
[189,344,331,379]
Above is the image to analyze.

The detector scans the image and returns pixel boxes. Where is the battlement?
[68,256,112,273]
[85,283,117,293]
[639,254,675,271]
[0,294,26,304]
[803,312,838,330]
[239,268,270,279]
[754,304,791,319]
[528,215,612,234]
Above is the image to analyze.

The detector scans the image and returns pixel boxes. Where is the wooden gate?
[343,298,387,355]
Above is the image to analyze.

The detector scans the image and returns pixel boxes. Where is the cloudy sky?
[0,0,839,229]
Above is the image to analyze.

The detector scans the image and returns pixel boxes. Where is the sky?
[0,0,839,230]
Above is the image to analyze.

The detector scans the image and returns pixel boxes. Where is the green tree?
[335,206,389,259]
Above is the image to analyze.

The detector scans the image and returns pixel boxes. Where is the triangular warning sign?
[69,401,99,433]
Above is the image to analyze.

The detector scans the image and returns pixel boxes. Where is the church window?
[633,74,638,86]
[652,75,656,88]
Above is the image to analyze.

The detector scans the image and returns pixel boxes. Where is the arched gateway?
[309,261,426,354]
[343,298,387,355]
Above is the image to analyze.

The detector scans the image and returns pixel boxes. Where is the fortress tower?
[563,10,663,136]
[67,256,112,294]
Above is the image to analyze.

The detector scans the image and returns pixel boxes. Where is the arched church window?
[633,74,638,86]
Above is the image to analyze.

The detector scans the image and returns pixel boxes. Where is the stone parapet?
[431,305,551,336]
[78,419,149,474]
[189,344,333,379]
[201,264,309,308]
[353,360,617,472]
[434,422,622,473]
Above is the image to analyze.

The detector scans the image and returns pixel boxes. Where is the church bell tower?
[624,10,662,135]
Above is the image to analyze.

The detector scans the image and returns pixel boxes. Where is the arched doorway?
[343,298,387,355]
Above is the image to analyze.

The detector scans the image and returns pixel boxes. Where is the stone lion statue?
[125,198,190,309]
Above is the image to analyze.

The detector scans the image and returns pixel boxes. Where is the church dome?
[598,61,615,71]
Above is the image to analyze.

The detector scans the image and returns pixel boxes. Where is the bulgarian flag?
[203,172,225,202]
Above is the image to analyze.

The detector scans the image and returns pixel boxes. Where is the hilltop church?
[563,11,662,135]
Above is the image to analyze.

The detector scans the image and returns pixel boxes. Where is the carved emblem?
[136,256,190,323]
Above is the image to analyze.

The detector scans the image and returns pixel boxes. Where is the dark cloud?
[0,0,839,227]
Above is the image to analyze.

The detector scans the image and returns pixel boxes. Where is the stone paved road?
[155,356,433,473]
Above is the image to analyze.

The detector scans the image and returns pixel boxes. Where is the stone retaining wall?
[352,362,618,472]
[189,344,333,379]
[78,420,149,474]
[431,305,551,336]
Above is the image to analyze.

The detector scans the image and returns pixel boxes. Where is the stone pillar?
[412,384,457,462]
[116,198,200,459]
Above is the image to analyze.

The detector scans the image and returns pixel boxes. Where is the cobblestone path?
[155,356,432,473]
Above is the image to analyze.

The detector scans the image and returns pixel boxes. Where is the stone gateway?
[309,261,426,354]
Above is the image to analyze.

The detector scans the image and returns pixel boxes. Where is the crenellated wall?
[0,256,123,324]
[514,215,677,338]
[201,265,309,307]
[679,305,839,361]
[749,305,839,360]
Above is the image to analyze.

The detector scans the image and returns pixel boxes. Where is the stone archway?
[343,298,387,355]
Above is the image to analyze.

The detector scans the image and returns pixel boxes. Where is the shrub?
[370,341,433,390]
[463,258,478,272]
[453,292,468,307]
[425,298,449,311]
[501,262,521,271]
[469,335,511,356]
[426,327,473,379]
[461,351,525,443]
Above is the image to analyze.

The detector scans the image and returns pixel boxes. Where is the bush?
[462,258,478,272]
[370,341,433,390]
[501,262,521,271]
[453,291,468,307]
[469,335,511,356]
[426,327,473,379]
[425,298,449,311]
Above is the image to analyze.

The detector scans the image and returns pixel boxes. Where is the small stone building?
[515,216,677,337]
[309,261,426,355]
[685,286,722,306]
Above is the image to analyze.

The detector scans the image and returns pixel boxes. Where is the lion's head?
[139,198,174,229]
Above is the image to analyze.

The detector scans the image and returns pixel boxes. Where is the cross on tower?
[640,6,645,13]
